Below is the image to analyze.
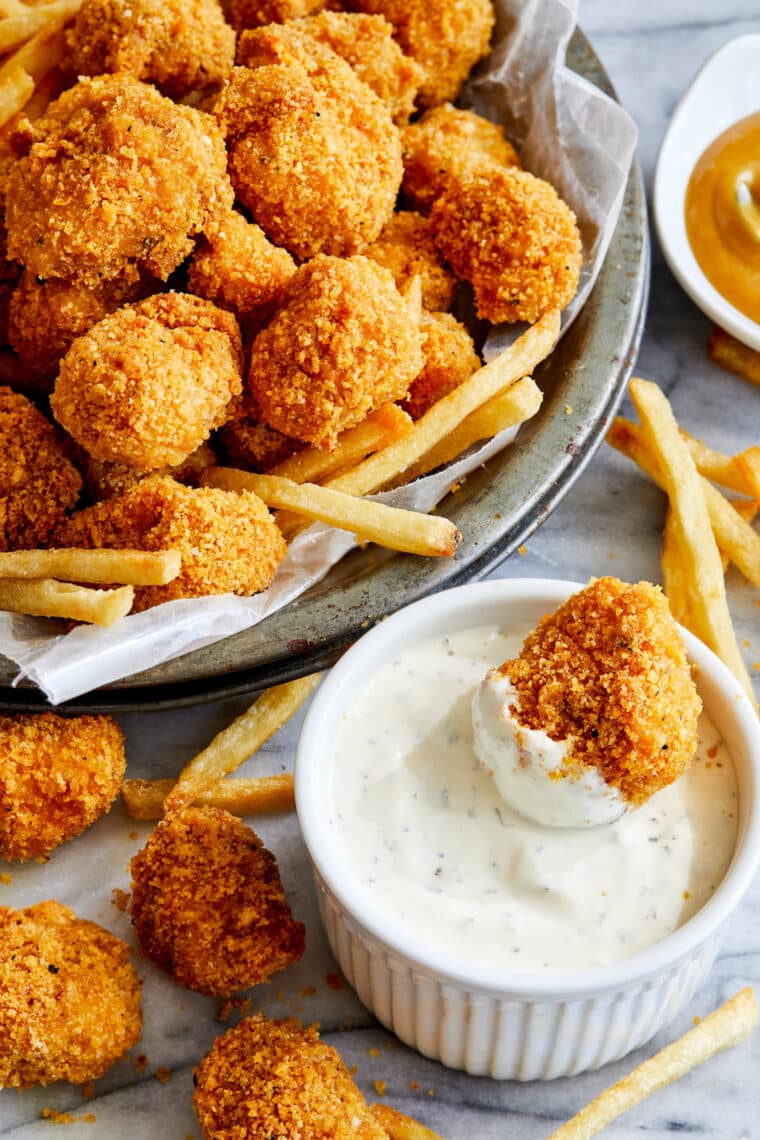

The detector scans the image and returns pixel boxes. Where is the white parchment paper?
[0,0,637,703]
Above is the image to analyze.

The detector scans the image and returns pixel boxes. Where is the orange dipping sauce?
[685,110,760,324]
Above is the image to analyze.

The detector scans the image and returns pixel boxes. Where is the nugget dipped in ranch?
[472,578,702,828]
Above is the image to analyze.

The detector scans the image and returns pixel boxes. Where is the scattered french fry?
[203,469,462,557]
[269,405,413,486]
[0,26,66,85]
[661,506,695,631]
[0,0,82,54]
[0,548,181,586]
[734,446,760,500]
[121,773,295,821]
[0,577,133,625]
[708,324,760,388]
[163,673,322,815]
[370,1104,445,1140]
[680,430,750,495]
[547,987,758,1139]
[0,62,33,126]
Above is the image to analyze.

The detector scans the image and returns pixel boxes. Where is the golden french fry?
[628,378,754,702]
[121,773,295,821]
[0,548,181,585]
[163,673,322,815]
[547,987,758,1140]
[734,446,760,500]
[204,469,461,557]
[370,1104,445,1140]
[0,0,81,53]
[680,430,750,495]
[0,27,65,88]
[269,405,413,485]
[327,311,559,497]
[708,325,760,388]
[661,507,696,630]
[0,577,133,625]
[0,62,33,126]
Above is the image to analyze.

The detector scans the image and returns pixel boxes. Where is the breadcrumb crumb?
[365,211,456,311]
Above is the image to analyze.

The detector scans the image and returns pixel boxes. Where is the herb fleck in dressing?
[329,625,738,971]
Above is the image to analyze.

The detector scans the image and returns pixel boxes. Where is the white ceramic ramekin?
[296,579,760,1080]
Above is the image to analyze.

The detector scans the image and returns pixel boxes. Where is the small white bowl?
[653,34,760,350]
[296,579,760,1080]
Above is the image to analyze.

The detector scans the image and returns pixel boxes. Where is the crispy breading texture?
[130,807,304,997]
[401,102,520,213]
[229,0,328,31]
[0,387,81,551]
[6,75,234,288]
[0,713,125,862]
[350,0,495,108]
[81,442,219,503]
[431,165,582,324]
[218,416,304,472]
[402,311,480,420]
[0,900,142,1087]
[501,578,702,805]
[54,476,286,611]
[193,1015,386,1139]
[287,11,424,124]
[216,27,402,258]
[66,0,235,98]
[51,293,242,471]
[365,211,456,311]
[248,255,423,447]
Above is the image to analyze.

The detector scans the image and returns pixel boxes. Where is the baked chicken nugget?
[193,1016,386,1139]
[0,387,81,551]
[248,255,423,447]
[229,0,328,31]
[6,75,234,288]
[81,442,218,503]
[216,27,402,258]
[52,293,242,471]
[0,714,125,863]
[66,0,235,99]
[431,166,583,324]
[365,211,456,311]
[350,0,495,108]
[54,476,285,611]
[218,416,304,472]
[402,311,481,421]
[0,900,142,1088]
[130,807,305,997]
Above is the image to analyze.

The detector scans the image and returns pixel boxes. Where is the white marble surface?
[3,3,760,1137]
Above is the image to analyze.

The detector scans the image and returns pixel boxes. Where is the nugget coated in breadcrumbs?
[502,578,702,805]
[365,211,456,311]
[402,311,480,420]
[67,0,235,99]
[81,442,218,503]
[130,808,304,997]
[248,255,423,446]
[193,1016,386,1139]
[0,900,142,1087]
[54,476,285,611]
[431,165,582,324]
[218,416,304,472]
[229,0,327,31]
[6,75,233,288]
[52,293,242,471]
[401,102,520,213]
[0,714,125,862]
[0,387,81,551]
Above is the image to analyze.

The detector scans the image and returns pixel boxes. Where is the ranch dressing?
[328,624,738,971]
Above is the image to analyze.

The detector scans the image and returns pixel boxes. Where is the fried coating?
[248,255,424,446]
[0,387,81,551]
[8,271,147,387]
[229,0,328,31]
[216,27,402,258]
[350,0,495,108]
[365,211,455,311]
[218,416,304,472]
[288,11,424,125]
[502,578,702,805]
[6,75,234,288]
[188,210,295,330]
[431,166,583,324]
[54,476,285,611]
[193,1015,386,1139]
[130,807,304,997]
[0,714,125,862]
[401,102,520,213]
[0,900,142,1087]
[81,441,218,503]
[402,311,480,420]
[52,294,242,471]
[66,0,235,99]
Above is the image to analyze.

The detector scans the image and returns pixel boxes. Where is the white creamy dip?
[328,623,738,971]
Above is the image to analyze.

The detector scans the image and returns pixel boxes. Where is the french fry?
[370,1104,445,1140]
[121,773,295,821]
[203,469,462,557]
[0,62,33,126]
[708,324,760,388]
[547,987,758,1140]
[734,446,760,500]
[0,0,82,53]
[628,378,754,701]
[0,26,66,85]
[661,507,695,630]
[163,673,321,815]
[0,578,133,625]
[680,430,749,495]
[269,405,413,485]
[0,548,181,586]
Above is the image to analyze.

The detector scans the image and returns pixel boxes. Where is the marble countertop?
[3,3,760,1137]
